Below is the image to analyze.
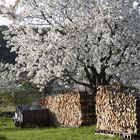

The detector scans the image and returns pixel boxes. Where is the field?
[0,108,120,140]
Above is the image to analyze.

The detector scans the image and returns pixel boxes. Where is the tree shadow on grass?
[0,136,7,140]
[0,112,14,118]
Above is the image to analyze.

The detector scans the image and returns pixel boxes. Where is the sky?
[0,16,12,25]
[0,0,17,25]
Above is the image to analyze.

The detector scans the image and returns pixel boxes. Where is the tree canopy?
[2,0,140,93]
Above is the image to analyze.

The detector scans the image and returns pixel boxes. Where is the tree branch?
[104,19,115,37]
[84,66,93,85]
[64,69,91,88]
[114,44,129,67]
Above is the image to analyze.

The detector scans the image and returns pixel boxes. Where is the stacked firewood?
[38,92,96,127]
[96,84,140,134]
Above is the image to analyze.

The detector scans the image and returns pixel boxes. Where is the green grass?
[0,106,15,112]
[0,111,120,140]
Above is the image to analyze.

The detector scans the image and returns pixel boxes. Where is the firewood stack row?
[96,84,140,134]
[38,92,96,127]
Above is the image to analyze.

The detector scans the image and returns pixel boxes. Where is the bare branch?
[64,69,91,88]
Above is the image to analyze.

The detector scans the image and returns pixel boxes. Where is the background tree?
[0,25,41,106]
[2,0,140,94]
[0,62,42,107]
[0,26,17,64]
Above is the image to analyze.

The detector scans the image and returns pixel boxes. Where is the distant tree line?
[0,26,17,64]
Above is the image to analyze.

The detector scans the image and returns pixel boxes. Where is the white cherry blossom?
[2,0,140,93]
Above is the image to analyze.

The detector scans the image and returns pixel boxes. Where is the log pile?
[38,92,96,127]
[96,84,140,134]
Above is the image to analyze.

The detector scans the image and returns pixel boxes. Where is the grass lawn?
[0,111,120,140]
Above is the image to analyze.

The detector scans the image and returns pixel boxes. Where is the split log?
[38,92,96,127]
[96,84,140,134]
